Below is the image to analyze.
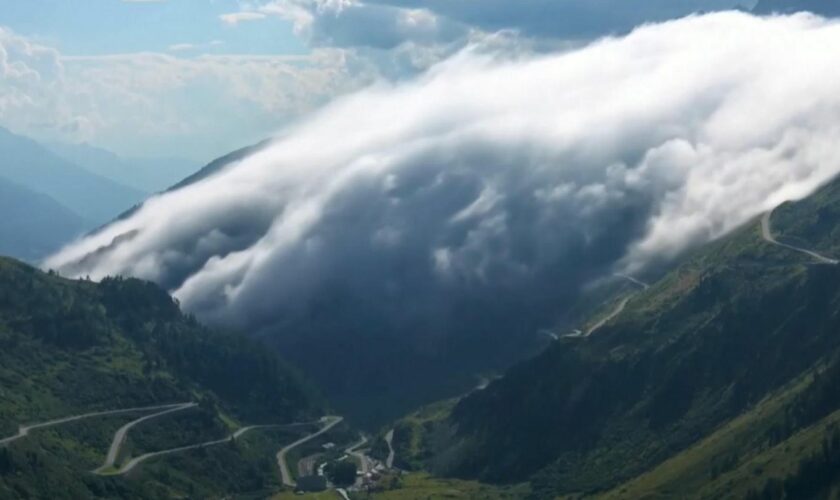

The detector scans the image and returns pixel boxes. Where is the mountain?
[0,127,145,226]
[0,177,86,261]
[753,0,840,15]
[397,175,840,499]
[46,141,197,193]
[167,139,270,192]
[0,256,324,498]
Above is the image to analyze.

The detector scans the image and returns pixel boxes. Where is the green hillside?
[0,256,324,498]
[406,176,840,499]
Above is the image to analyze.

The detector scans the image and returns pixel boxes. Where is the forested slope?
[0,257,323,498]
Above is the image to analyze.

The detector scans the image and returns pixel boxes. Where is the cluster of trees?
[326,460,357,486]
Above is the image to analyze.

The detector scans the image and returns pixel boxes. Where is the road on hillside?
[345,435,371,475]
[615,273,650,289]
[94,402,196,473]
[561,273,649,339]
[0,403,197,447]
[584,296,632,337]
[761,210,838,265]
[277,416,343,487]
[103,424,278,475]
[384,429,395,469]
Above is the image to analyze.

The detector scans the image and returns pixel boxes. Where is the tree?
[326,460,357,486]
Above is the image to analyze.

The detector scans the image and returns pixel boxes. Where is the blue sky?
[1,0,306,56]
[0,0,754,163]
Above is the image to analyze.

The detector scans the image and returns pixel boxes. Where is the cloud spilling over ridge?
[46,12,840,340]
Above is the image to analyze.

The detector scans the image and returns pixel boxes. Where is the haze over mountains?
[0,126,144,226]
[45,11,840,424]
[46,141,196,194]
[0,126,201,261]
[0,177,85,261]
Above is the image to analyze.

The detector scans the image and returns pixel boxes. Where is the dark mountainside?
[0,257,323,498]
[0,177,86,261]
[0,126,145,227]
[386,173,840,499]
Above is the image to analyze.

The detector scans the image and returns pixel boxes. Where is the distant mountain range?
[46,141,197,194]
[0,126,145,227]
[0,126,203,262]
[0,177,86,262]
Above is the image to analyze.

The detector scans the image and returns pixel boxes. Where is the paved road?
[345,435,371,475]
[103,424,277,475]
[384,429,395,469]
[584,296,632,337]
[615,273,650,289]
[94,402,196,473]
[761,210,838,265]
[0,403,195,447]
[559,274,649,340]
[277,416,343,487]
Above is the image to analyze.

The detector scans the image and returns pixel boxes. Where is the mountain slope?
[0,256,323,498]
[0,177,86,261]
[0,127,145,226]
[410,175,840,498]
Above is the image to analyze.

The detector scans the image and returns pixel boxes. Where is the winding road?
[102,424,278,476]
[614,273,650,289]
[564,273,649,339]
[345,435,371,475]
[277,416,343,487]
[0,403,196,448]
[583,296,632,337]
[384,429,395,469]
[93,402,197,473]
[761,210,838,265]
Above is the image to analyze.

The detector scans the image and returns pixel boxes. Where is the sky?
[1,0,756,162]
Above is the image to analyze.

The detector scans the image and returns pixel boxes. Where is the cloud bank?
[0,27,375,161]
[45,11,840,416]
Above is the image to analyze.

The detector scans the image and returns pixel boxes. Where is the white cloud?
[46,12,840,352]
[224,0,467,49]
[219,11,268,25]
[167,40,225,52]
[0,27,376,159]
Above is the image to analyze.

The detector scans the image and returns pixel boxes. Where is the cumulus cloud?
[0,27,376,159]
[230,0,750,52]
[45,12,840,408]
[369,0,754,39]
